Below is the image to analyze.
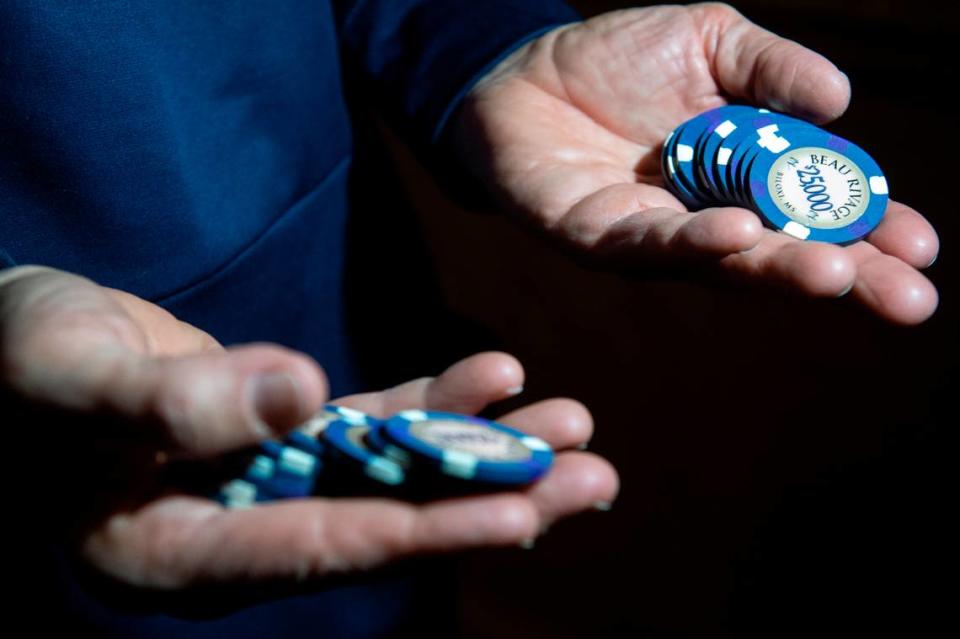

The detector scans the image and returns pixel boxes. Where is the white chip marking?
[677,144,694,162]
[715,120,737,138]
[783,221,811,240]
[521,436,550,452]
[718,147,733,166]
[222,479,257,508]
[400,409,428,421]
[757,125,791,154]
[299,416,330,437]
[384,444,412,467]
[869,176,889,195]
[367,458,404,485]
[336,406,368,425]
[249,455,275,480]
[442,450,479,479]
[279,447,316,477]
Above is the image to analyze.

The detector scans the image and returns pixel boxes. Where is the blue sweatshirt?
[0,1,579,636]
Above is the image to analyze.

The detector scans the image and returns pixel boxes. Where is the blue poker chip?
[364,423,413,468]
[285,403,381,457]
[321,420,406,486]
[668,119,713,209]
[745,125,888,244]
[659,105,887,244]
[380,410,554,485]
[716,112,810,205]
[254,440,321,497]
[285,430,324,456]
[699,108,777,202]
[662,128,706,209]
[693,105,767,200]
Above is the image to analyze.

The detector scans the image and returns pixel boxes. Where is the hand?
[455,4,939,324]
[1,267,616,589]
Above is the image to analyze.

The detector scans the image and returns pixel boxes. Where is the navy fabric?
[335,0,581,147]
[0,248,14,269]
[1,0,580,636]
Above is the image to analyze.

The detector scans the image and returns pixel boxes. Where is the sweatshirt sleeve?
[333,0,581,148]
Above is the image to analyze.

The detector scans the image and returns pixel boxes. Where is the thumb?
[697,3,851,123]
[125,345,329,455]
[0,266,327,455]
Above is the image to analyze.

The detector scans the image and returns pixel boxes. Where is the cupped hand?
[0,267,616,589]
[456,3,939,324]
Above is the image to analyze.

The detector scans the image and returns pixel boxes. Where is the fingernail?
[593,501,613,512]
[836,283,854,298]
[926,253,938,269]
[576,442,589,451]
[519,538,536,550]
[251,372,303,431]
[506,385,524,396]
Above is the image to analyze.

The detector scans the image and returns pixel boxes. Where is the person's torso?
[1,3,457,636]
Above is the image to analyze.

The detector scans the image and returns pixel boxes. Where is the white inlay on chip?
[869,176,889,195]
[442,450,479,479]
[715,120,737,138]
[280,447,316,476]
[783,221,811,240]
[522,436,550,451]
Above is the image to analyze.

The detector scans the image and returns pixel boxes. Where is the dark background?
[381,2,956,637]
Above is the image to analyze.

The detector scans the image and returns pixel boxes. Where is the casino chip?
[252,440,320,497]
[286,404,372,453]
[214,425,327,507]
[212,406,557,506]
[661,105,888,244]
[365,422,413,468]
[380,410,554,485]
[321,419,406,487]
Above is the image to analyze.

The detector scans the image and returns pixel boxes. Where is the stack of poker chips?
[661,105,889,244]
[213,405,555,508]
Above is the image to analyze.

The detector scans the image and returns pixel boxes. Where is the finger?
[697,3,850,122]
[845,243,939,325]
[0,268,327,454]
[497,398,594,450]
[525,451,620,528]
[141,345,329,454]
[720,232,857,297]
[336,352,524,418]
[864,201,939,269]
[557,184,763,261]
[83,493,539,587]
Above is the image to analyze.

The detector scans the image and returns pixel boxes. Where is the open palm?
[0,268,615,589]
[457,4,938,324]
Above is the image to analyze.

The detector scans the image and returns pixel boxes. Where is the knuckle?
[139,514,212,588]
[152,379,205,452]
[290,513,347,575]
[693,2,743,22]
[83,514,193,590]
[556,209,609,250]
